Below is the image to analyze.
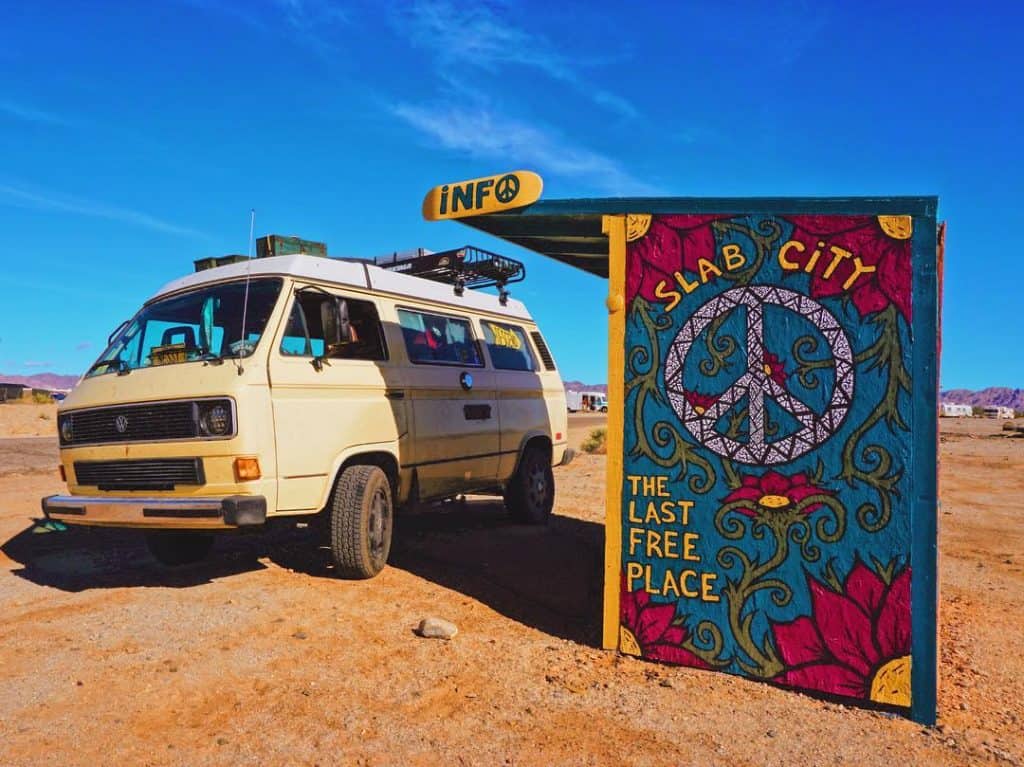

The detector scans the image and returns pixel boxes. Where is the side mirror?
[320,297,353,351]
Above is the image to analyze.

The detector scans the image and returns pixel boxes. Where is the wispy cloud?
[75,341,93,351]
[0,99,69,126]
[0,183,206,238]
[182,0,350,56]
[23,360,53,368]
[392,1,637,119]
[390,103,657,195]
[275,0,350,33]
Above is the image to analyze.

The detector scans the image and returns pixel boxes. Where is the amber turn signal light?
[234,457,261,481]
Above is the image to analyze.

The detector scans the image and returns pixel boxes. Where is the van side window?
[397,309,482,366]
[280,292,387,361]
[481,321,537,371]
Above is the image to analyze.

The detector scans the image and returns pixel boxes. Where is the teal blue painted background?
[618,207,936,722]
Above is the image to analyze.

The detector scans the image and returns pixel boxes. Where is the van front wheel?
[505,446,554,524]
[144,531,213,566]
[329,464,393,579]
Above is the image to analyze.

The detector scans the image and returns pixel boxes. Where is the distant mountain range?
[562,380,607,394]
[0,372,79,390]
[4,372,1016,411]
[941,388,1024,410]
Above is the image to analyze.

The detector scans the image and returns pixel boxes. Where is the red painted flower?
[626,215,730,305]
[683,389,718,414]
[783,215,912,321]
[723,471,831,516]
[772,562,912,707]
[619,579,709,668]
[762,351,787,386]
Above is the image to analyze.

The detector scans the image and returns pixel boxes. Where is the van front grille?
[62,401,197,445]
[73,458,205,491]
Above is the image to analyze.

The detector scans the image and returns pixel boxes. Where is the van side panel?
[492,324,568,479]
[403,368,501,498]
[389,303,501,499]
[268,290,408,512]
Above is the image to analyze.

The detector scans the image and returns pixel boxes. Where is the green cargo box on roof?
[256,234,327,260]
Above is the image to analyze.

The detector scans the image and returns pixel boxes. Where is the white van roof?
[151,254,533,321]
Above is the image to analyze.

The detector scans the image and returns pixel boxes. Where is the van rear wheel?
[505,446,554,524]
[329,464,393,579]
[144,531,214,566]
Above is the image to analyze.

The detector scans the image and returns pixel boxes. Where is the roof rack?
[373,245,525,304]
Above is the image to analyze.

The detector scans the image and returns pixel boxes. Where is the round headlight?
[60,417,73,443]
[202,404,231,436]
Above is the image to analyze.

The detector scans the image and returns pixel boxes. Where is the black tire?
[504,446,554,524]
[144,531,214,566]
[329,464,393,579]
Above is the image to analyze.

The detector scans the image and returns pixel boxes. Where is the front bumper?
[41,494,267,529]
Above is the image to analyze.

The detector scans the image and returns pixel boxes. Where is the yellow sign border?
[601,214,627,650]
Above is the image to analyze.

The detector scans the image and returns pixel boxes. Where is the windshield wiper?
[87,358,130,376]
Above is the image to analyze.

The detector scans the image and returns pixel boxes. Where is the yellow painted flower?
[619,577,709,668]
[877,215,912,240]
[724,470,832,517]
[626,214,652,242]
[772,561,912,708]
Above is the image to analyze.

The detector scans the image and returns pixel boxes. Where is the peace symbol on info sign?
[494,174,520,204]
[664,285,855,466]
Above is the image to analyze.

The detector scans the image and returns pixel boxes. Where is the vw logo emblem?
[114,414,129,433]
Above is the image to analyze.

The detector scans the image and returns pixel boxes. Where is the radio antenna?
[236,208,256,375]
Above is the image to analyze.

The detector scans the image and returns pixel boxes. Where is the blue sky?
[0,1,1018,388]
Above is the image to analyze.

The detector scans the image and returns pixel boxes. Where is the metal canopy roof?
[457,196,938,280]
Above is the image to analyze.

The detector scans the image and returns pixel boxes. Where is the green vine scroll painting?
[617,208,937,722]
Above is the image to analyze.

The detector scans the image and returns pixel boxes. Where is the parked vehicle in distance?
[939,402,972,417]
[566,390,607,413]
[983,405,1015,419]
[43,237,571,578]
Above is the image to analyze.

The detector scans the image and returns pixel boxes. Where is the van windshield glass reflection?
[86,279,282,378]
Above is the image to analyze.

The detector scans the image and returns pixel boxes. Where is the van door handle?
[386,390,405,400]
[463,404,491,420]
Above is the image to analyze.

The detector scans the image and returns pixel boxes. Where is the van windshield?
[86,278,283,378]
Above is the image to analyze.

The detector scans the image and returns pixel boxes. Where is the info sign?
[421,170,543,221]
[605,202,938,723]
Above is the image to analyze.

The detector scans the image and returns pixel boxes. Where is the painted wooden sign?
[604,202,938,723]
[422,170,543,221]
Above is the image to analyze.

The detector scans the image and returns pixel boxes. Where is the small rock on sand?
[416,617,458,640]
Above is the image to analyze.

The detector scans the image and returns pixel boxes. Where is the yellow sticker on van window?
[422,170,543,221]
[149,343,187,366]
[487,323,522,350]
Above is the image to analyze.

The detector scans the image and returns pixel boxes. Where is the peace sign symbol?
[494,174,520,204]
[664,285,855,466]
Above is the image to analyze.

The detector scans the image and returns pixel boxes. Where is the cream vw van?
[42,240,571,578]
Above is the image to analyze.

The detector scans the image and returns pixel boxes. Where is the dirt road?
[0,415,1021,766]
[0,438,58,476]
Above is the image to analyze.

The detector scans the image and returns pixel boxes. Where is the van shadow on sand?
[1,499,604,647]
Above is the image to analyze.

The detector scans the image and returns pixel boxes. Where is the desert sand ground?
[0,406,1021,766]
